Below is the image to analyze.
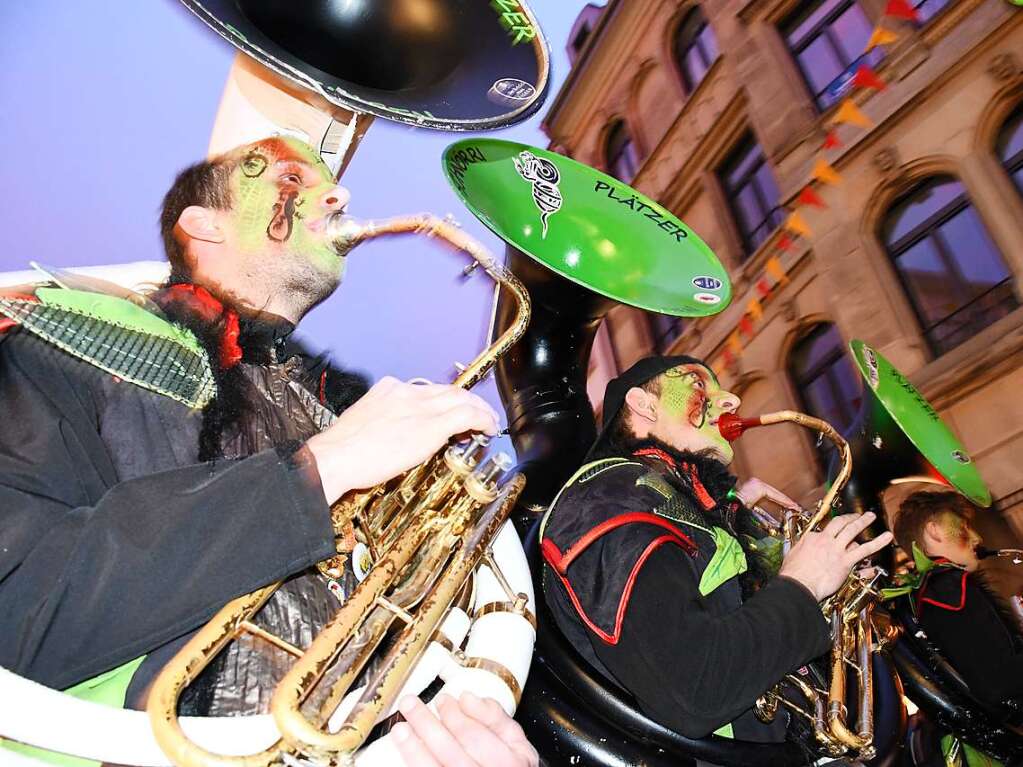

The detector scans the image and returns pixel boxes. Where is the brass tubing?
[279,475,525,758]
[147,584,284,767]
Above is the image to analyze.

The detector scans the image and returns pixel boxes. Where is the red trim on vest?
[319,369,328,405]
[542,512,699,645]
[919,562,969,612]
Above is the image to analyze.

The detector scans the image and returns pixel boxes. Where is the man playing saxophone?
[0,136,536,767]
[540,355,893,747]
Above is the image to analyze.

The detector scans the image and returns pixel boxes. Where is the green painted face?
[655,364,738,462]
[228,136,346,277]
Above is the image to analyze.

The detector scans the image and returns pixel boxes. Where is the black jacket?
[0,328,336,694]
[540,445,831,740]
[917,561,1023,707]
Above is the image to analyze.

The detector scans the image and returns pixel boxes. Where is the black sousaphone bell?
[180,0,550,132]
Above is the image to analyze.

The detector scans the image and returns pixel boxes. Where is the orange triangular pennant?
[766,256,789,285]
[812,157,842,186]
[865,25,899,53]
[747,297,763,321]
[832,98,873,129]
[727,331,743,357]
[785,210,813,238]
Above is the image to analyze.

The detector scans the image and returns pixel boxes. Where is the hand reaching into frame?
[391,693,539,767]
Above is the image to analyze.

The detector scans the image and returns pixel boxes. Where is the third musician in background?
[894,490,1023,709]
[539,355,893,751]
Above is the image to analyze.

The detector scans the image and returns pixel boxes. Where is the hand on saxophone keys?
[778,512,894,603]
[307,376,501,504]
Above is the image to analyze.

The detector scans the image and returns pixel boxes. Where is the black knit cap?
[589,354,714,457]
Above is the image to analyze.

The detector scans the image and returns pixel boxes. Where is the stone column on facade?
[738,19,819,162]
[958,151,1023,298]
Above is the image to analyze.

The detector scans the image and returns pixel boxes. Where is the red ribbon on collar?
[161,284,242,369]
[632,447,717,511]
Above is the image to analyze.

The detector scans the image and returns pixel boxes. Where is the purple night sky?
[0,1,593,453]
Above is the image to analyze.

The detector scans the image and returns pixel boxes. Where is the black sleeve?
[0,332,336,690]
[919,572,1023,704]
[589,543,832,738]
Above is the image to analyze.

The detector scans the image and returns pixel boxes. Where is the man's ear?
[922,517,946,548]
[623,386,657,424]
[176,206,225,244]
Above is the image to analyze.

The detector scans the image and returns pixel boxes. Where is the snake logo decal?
[514,151,562,239]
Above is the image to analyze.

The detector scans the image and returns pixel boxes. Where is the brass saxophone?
[718,410,888,760]
[147,214,532,766]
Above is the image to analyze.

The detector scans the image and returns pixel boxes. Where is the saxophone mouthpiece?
[717,413,763,442]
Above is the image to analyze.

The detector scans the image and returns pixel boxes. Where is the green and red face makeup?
[229,137,344,276]
[657,364,736,461]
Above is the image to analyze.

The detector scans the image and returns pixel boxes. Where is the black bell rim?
[180,0,550,131]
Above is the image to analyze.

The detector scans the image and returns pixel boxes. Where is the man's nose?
[320,185,350,212]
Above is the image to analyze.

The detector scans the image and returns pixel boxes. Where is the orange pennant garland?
[798,186,827,209]
[727,331,743,356]
[865,25,899,52]
[884,0,919,22]
[785,210,813,238]
[812,157,842,186]
[766,256,789,285]
[747,297,763,321]
[852,64,887,91]
[832,98,873,129]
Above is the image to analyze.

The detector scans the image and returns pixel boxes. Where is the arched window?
[997,103,1023,198]
[881,176,1018,356]
[718,133,784,257]
[789,323,861,469]
[781,0,883,110]
[789,324,861,433]
[912,0,951,25]
[674,6,719,93]
[605,120,640,183]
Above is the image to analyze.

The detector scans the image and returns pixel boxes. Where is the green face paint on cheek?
[660,376,708,427]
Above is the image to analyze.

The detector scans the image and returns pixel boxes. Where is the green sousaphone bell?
[443,139,732,509]
[837,340,991,517]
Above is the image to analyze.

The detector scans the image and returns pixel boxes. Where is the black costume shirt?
[540,444,831,740]
[916,561,1023,707]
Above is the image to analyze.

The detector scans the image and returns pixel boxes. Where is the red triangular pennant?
[738,315,755,337]
[852,64,887,91]
[797,186,827,209]
[776,233,795,252]
[885,0,919,21]
[756,278,772,299]
[822,129,843,150]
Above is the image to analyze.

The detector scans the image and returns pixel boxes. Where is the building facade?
[542,0,1023,576]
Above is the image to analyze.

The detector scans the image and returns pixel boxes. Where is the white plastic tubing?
[0,521,536,766]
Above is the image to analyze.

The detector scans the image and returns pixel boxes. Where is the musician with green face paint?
[540,355,893,750]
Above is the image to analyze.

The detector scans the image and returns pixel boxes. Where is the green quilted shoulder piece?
[0,287,215,409]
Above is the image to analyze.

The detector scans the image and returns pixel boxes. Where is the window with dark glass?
[997,103,1023,198]
[782,0,884,110]
[789,323,862,470]
[881,176,1018,356]
[605,120,640,183]
[912,0,951,25]
[674,6,719,92]
[648,312,685,353]
[718,134,784,257]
